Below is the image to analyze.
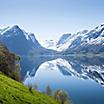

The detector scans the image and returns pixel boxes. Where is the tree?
[46,85,52,96]
[0,43,21,81]
[53,89,69,104]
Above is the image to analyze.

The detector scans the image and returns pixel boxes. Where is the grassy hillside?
[0,73,58,104]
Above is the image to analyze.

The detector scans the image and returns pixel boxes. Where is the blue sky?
[0,0,104,45]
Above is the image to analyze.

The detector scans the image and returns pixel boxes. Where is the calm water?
[24,56,104,104]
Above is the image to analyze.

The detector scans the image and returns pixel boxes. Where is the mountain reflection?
[24,56,104,87]
[62,56,104,86]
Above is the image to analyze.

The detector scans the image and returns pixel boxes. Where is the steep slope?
[0,73,58,104]
[0,43,21,81]
[57,34,71,45]
[56,34,72,51]
[55,30,88,52]
[0,25,57,56]
[63,24,104,53]
[0,25,57,78]
[0,25,50,55]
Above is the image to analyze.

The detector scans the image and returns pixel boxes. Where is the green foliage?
[0,43,21,81]
[44,86,72,104]
[53,89,71,104]
[0,73,58,104]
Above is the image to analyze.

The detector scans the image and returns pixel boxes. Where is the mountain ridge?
[1,24,104,53]
[0,25,57,78]
[0,24,104,78]
[44,23,104,53]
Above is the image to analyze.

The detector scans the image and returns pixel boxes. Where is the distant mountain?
[44,34,72,51]
[64,24,104,54]
[0,25,56,78]
[43,40,57,51]
[1,24,104,78]
[44,24,104,53]
[57,34,71,45]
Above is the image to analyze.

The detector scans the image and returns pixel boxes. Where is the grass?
[0,73,58,104]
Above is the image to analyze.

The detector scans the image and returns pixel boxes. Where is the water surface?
[24,56,104,104]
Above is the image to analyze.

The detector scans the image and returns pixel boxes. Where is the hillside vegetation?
[0,44,58,104]
[0,73,58,104]
[0,43,21,81]
[0,43,71,104]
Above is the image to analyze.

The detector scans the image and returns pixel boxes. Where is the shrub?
[53,89,71,104]
[0,43,21,81]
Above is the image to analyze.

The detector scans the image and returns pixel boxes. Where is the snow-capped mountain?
[43,33,72,51]
[0,25,42,55]
[64,24,104,54]
[57,33,71,45]
[0,25,57,55]
[0,25,57,78]
[44,24,104,53]
[44,31,88,51]
[1,24,104,78]
[43,40,57,50]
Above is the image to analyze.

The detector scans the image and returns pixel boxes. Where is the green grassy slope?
[0,73,58,104]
